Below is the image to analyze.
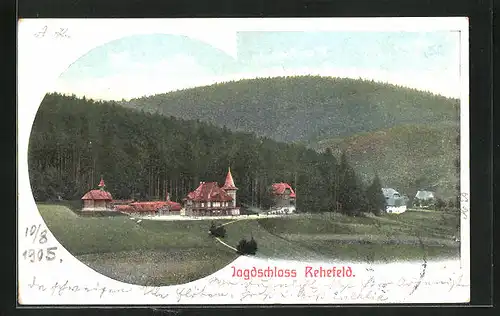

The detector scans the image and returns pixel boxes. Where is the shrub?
[247,237,258,254]
[236,239,247,254]
[435,198,446,211]
[413,198,421,208]
[236,237,258,255]
[209,221,226,238]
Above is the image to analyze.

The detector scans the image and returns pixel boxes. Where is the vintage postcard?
[17,17,470,305]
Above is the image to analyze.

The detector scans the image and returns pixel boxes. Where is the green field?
[38,204,238,286]
[225,211,460,262]
[38,204,460,286]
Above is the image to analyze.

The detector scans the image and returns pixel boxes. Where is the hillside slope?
[315,123,460,199]
[121,76,460,200]
[122,76,460,144]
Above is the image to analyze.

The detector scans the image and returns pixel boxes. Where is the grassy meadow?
[38,204,237,286]
[254,211,460,262]
[38,204,460,286]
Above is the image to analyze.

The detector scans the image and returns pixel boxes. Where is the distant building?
[111,199,135,206]
[114,191,181,216]
[158,191,182,215]
[415,190,435,200]
[268,183,296,214]
[81,178,113,211]
[414,190,436,208]
[128,201,180,216]
[182,168,240,216]
[382,188,407,214]
[113,204,136,214]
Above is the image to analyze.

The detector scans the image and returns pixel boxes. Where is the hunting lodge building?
[82,169,297,217]
[182,168,240,216]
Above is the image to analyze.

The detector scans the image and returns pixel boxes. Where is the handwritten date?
[22,247,57,263]
[25,224,48,244]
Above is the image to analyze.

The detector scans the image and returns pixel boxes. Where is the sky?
[55,31,462,100]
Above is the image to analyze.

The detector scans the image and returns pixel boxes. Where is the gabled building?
[414,190,436,208]
[269,182,296,214]
[382,187,407,214]
[415,190,435,201]
[113,191,181,216]
[81,178,113,211]
[182,168,240,216]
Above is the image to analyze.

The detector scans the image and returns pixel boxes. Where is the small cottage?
[382,188,407,214]
[415,190,435,200]
[81,178,113,211]
[414,190,436,208]
[270,182,296,214]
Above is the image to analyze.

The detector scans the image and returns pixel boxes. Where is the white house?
[415,190,435,200]
[414,190,436,208]
[382,188,407,214]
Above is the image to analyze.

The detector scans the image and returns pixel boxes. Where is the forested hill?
[29,93,381,215]
[122,76,460,144]
[315,123,460,200]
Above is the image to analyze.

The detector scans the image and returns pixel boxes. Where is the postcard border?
[13,0,494,312]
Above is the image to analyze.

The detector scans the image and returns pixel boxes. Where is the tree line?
[28,93,386,216]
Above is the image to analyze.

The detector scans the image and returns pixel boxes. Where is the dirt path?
[212,219,244,252]
[220,218,246,226]
[214,237,238,252]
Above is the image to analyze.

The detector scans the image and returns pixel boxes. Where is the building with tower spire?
[182,168,240,216]
[222,167,238,208]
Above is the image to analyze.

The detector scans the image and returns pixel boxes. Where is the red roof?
[166,201,182,211]
[222,168,238,190]
[112,199,135,204]
[271,183,296,198]
[114,201,181,213]
[114,205,135,212]
[81,189,113,200]
[129,201,168,212]
[185,182,233,202]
